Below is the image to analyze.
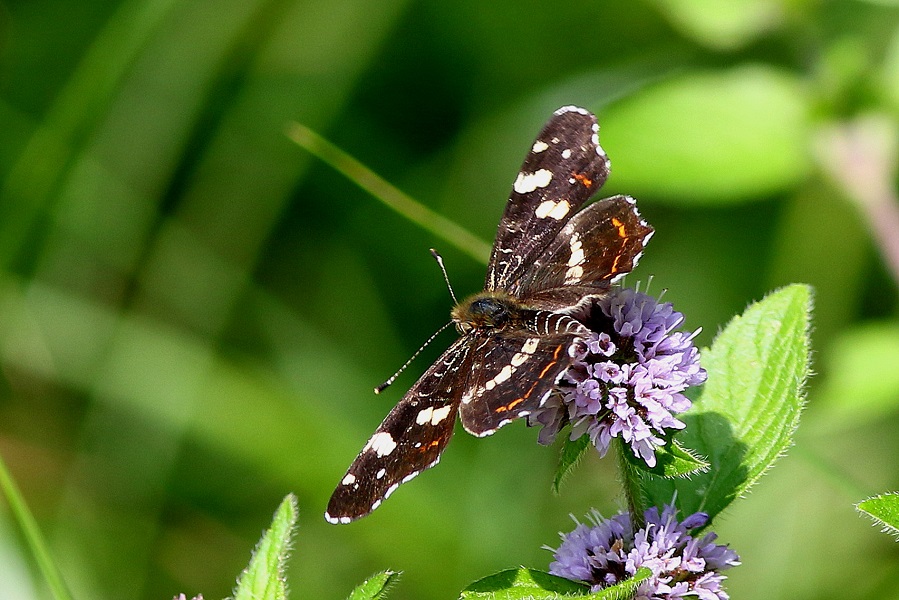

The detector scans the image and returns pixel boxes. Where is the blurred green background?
[1,0,899,598]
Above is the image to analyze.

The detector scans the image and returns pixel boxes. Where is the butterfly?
[325,106,654,523]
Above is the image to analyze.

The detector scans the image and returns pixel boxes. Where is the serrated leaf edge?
[856,492,899,541]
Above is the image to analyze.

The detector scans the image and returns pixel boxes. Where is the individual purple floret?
[548,504,740,599]
[532,288,706,467]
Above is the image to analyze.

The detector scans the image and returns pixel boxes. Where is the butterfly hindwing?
[516,195,655,310]
[486,106,610,293]
[458,317,586,437]
[325,338,471,523]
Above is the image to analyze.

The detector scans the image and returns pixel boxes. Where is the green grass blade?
[286,122,491,265]
[0,453,73,600]
[0,0,180,268]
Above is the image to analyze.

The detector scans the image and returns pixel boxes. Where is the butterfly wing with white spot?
[515,195,654,311]
[458,329,580,437]
[325,337,471,523]
[486,106,611,293]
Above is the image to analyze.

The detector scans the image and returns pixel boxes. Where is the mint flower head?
[548,505,740,599]
[532,288,706,467]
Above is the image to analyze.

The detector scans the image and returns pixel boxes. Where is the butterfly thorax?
[451,291,531,334]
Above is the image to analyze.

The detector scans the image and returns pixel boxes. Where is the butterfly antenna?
[374,321,453,394]
[430,248,459,305]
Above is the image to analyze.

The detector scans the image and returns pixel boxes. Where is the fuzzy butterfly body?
[325,106,654,524]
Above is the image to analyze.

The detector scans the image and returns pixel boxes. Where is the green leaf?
[590,567,653,599]
[857,493,899,538]
[347,571,401,600]
[232,494,298,600]
[623,438,710,479]
[461,568,587,599]
[816,323,899,428]
[600,65,811,204]
[460,567,652,600]
[553,434,591,493]
[641,285,812,520]
[651,0,783,50]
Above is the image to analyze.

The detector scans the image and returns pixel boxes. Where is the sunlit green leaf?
[233,495,298,600]
[347,571,401,600]
[623,439,709,479]
[816,323,899,428]
[641,285,812,519]
[601,66,811,204]
[857,493,899,538]
[461,568,588,599]
[652,0,783,50]
[460,567,651,599]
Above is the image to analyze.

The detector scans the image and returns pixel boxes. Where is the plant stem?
[616,440,647,529]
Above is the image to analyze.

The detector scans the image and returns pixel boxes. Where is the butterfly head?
[451,291,523,334]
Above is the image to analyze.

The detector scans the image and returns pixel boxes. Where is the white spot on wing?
[523,337,540,353]
[430,405,452,425]
[535,200,554,218]
[325,512,354,524]
[514,169,553,194]
[561,148,572,159]
[376,468,386,479]
[535,199,570,220]
[548,201,571,220]
[511,352,529,367]
[555,105,590,116]
[402,469,423,484]
[341,473,356,486]
[368,431,397,457]
[565,265,584,283]
[568,234,584,267]
[416,406,434,425]
[485,365,516,391]
[532,140,548,153]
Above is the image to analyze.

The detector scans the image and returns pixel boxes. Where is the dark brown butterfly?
[326,106,653,523]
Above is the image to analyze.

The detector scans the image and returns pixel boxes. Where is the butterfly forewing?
[486,106,610,293]
[325,338,471,523]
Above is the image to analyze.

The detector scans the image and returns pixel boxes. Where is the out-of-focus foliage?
[0,1,897,599]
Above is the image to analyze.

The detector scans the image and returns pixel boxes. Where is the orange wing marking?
[573,172,593,188]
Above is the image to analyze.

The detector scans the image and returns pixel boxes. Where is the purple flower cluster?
[533,288,706,467]
[549,505,740,599]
